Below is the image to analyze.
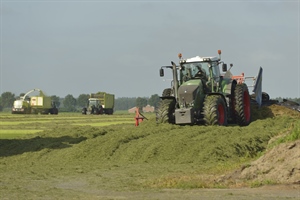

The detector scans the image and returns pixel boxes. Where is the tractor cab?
[178,54,223,93]
[179,61,221,83]
[85,98,103,114]
[88,98,101,107]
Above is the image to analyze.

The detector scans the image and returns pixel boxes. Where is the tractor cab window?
[210,62,221,82]
[89,99,100,107]
[180,62,210,81]
[14,100,22,107]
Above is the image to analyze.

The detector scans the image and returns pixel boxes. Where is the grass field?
[0,106,299,199]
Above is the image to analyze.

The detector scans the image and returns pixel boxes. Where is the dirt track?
[1,184,299,200]
[57,185,300,200]
[86,185,300,200]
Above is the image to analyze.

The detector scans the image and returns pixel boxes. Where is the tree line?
[0,92,161,112]
[1,91,299,113]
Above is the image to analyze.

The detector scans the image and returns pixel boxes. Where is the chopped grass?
[0,129,42,139]
[73,121,133,126]
[0,105,299,195]
[276,122,300,143]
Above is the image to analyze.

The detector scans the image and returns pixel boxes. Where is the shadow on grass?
[0,135,87,157]
[251,104,275,121]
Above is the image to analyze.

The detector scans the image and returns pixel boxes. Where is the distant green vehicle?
[12,89,58,115]
[82,92,114,115]
[156,50,262,126]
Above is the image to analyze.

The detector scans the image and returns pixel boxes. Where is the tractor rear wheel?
[203,95,228,126]
[156,99,175,124]
[234,83,251,126]
[162,88,173,97]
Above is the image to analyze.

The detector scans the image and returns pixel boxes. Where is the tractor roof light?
[218,50,222,60]
[178,53,182,59]
[203,58,211,62]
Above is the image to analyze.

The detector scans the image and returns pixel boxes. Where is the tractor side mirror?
[160,68,164,77]
[222,63,227,72]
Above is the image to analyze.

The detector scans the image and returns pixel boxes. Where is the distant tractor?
[156,50,261,126]
[12,88,58,114]
[82,92,114,115]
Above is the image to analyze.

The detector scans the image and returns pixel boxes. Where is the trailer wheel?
[156,99,175,124]
[250,91,270,102]
[234,83,251,126]
[203,95,228,126]
[262,92,270,102]
[52,108,58,115]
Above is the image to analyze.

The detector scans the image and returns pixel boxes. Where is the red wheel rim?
[218,104,225,125]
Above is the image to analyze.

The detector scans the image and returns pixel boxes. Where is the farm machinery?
[82,92,114,115]
[12,89,58,114]
[156,50,263,126]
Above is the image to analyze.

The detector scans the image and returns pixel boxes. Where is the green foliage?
[148,94,160,108]
[114,97,137,110]
[0,97,2,111]
[136,97,148,111]
[19,93,25,97]
[77,94,89,108]
[50,95,61,108]
[0,91,15,108]
[62,94,77,112]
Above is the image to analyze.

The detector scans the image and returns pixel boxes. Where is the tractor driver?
[194,65,208,81]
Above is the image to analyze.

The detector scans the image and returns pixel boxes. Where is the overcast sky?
[1,0,299,99]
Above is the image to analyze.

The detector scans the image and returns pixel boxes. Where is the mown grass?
[276,123,300,143]
[0,105,299,197]
[0,129,43,139]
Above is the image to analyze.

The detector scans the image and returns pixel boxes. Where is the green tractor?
[156,50,257,126]
[82,92,115,115]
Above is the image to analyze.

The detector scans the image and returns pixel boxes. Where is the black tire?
[251,92,270,102]
[108,108,113,115]
[156,99,175,124]
[162,88,173,97]
[234,84,251,126]
[203,95,228,126]
[262,92,270,102]
[82,108,87,115]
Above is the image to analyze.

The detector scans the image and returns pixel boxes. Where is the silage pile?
[239,140,300,184]
[222,104,300,186]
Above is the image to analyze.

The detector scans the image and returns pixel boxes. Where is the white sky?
[1,0,299,99]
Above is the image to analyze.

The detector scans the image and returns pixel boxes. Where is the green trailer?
[30,95,58,114]
[82,92,114,115]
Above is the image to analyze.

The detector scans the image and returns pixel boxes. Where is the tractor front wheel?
[156,99,175,124]
[203,95,228,126]
[234,83,251,126]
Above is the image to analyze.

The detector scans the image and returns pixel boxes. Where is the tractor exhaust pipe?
[171,61,179,101]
